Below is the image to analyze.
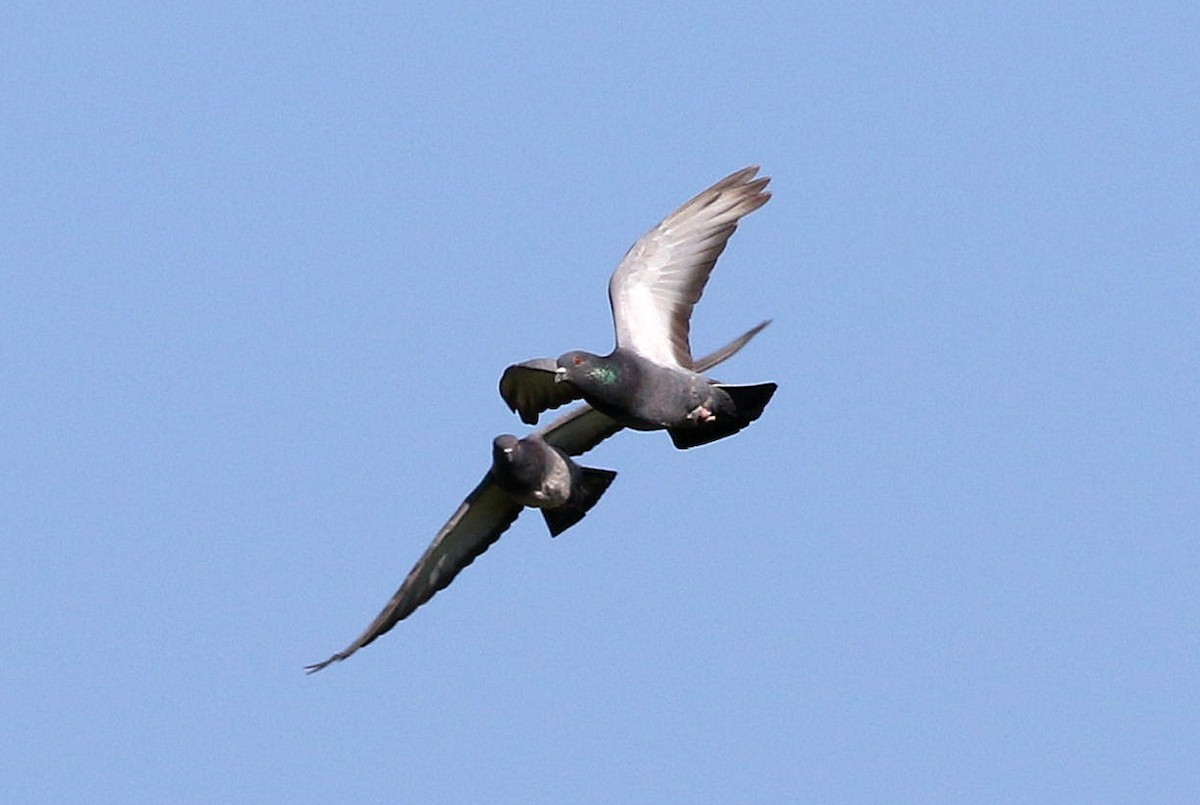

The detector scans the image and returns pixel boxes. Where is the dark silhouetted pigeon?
[305,320,769,673]
[499,166,777,449]
[490,433,616,538]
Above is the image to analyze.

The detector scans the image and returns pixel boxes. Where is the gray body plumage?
[555,348,776,449]
[490,433,573,507]
[490,433,615,536]
[556,348,733,431]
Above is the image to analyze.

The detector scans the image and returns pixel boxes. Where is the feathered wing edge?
[498,358,583,425]
[305,477,521,673]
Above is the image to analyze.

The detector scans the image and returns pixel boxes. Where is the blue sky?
[4,3,1197,802]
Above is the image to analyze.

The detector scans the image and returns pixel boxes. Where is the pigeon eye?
[572,355,583,366]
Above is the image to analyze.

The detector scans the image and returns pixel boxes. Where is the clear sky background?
[4,3,1197,802]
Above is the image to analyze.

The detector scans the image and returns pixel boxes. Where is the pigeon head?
[555,350,620,389]
[491,434,521,465]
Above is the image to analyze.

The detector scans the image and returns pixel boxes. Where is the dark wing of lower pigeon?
[306,476,522,673]
[498,357,583,425]
[541,320,771,456]
[540,407,625,458]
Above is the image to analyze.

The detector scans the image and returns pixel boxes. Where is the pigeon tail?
[541,466,618,537]
[667,382,778,449]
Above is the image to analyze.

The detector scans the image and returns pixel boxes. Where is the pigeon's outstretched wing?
[540,319,771,456]
[498,358,582,425]
[609,167,771,369]
[306,478,521,673]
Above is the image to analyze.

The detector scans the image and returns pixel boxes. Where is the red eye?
[572,355,583,366]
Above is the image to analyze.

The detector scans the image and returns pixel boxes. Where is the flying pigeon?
[499,166,777,449]
[490,433,616,538]
[305,320,770,673]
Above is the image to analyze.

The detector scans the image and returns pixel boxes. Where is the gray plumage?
[305,321,769,673]
[554,350,776,449]
[499,166,777,449]
[539,319,771,456]
[490,433,616,538]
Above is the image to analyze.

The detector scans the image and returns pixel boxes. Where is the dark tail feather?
[540,466,618,537]
[723,381,777,424]
[668,382,778,449]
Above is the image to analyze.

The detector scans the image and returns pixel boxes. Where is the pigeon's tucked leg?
[667,382,778,449]
[686,404,717,423]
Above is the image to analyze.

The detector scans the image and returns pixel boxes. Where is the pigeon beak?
[553,367,568,384]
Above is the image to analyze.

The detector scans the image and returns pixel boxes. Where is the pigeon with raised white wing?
[499,166,777,449]
[305,320,770,672]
